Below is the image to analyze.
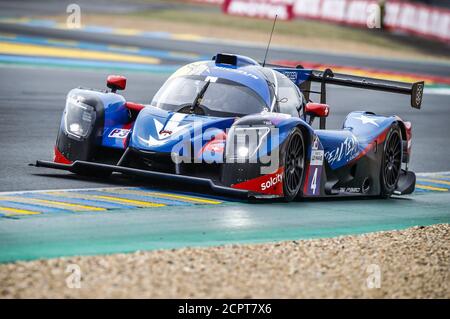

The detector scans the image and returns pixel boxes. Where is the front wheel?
[380,124,402,197]
[282,127,306,202]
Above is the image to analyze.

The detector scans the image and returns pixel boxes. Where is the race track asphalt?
[0,18,449,263]
[1,191,449,263]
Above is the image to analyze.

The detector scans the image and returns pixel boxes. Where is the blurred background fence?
[191,0,450,44]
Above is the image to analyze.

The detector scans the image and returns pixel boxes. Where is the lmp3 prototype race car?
[35,53,424,201]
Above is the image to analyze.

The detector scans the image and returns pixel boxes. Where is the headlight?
[64,95,96,139]
[226,126,270,161]
[237,146,249,158]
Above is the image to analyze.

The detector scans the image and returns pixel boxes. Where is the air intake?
[214,53,237,66]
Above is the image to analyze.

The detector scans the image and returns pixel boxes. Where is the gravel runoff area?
[1,224,449,298]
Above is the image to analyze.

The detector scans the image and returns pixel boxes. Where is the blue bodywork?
[44,52,420,199]
[33,46,427,202]
[130,107,235,160]
[96,56,399,175]
[317,111,396,170]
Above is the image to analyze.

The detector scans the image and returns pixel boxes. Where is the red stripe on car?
[53,146,72,164]
[232,167,284,196]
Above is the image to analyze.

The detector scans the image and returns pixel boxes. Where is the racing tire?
[282,127,306,202]
[380,123,402,198]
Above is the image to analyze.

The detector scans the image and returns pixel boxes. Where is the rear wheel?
[282,128,305,202]
[380,124,402,197]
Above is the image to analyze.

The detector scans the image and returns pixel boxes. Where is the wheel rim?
[284,132,305,196]
[384,130,402,189]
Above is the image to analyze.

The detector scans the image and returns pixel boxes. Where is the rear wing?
[272,66,424,109]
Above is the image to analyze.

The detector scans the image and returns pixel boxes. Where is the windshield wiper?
[190,80,211,113]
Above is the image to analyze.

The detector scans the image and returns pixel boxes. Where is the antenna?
[262,14,277,67]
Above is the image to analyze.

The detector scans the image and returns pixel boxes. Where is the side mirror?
[107,75,127,93]
[305,103,329,118]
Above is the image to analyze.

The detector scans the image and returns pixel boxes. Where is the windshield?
[151,75,269,117]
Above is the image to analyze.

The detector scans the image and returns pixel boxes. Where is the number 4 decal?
[311,168,318,194]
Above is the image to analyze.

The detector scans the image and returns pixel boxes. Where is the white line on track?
[416,171,450,177]
[424,88,450,96]
[0,186,129,196]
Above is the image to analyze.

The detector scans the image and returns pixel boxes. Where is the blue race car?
[35,53,424,201]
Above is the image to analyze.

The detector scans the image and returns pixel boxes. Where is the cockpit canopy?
[150,57,305,118]
[151,75,269,117]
